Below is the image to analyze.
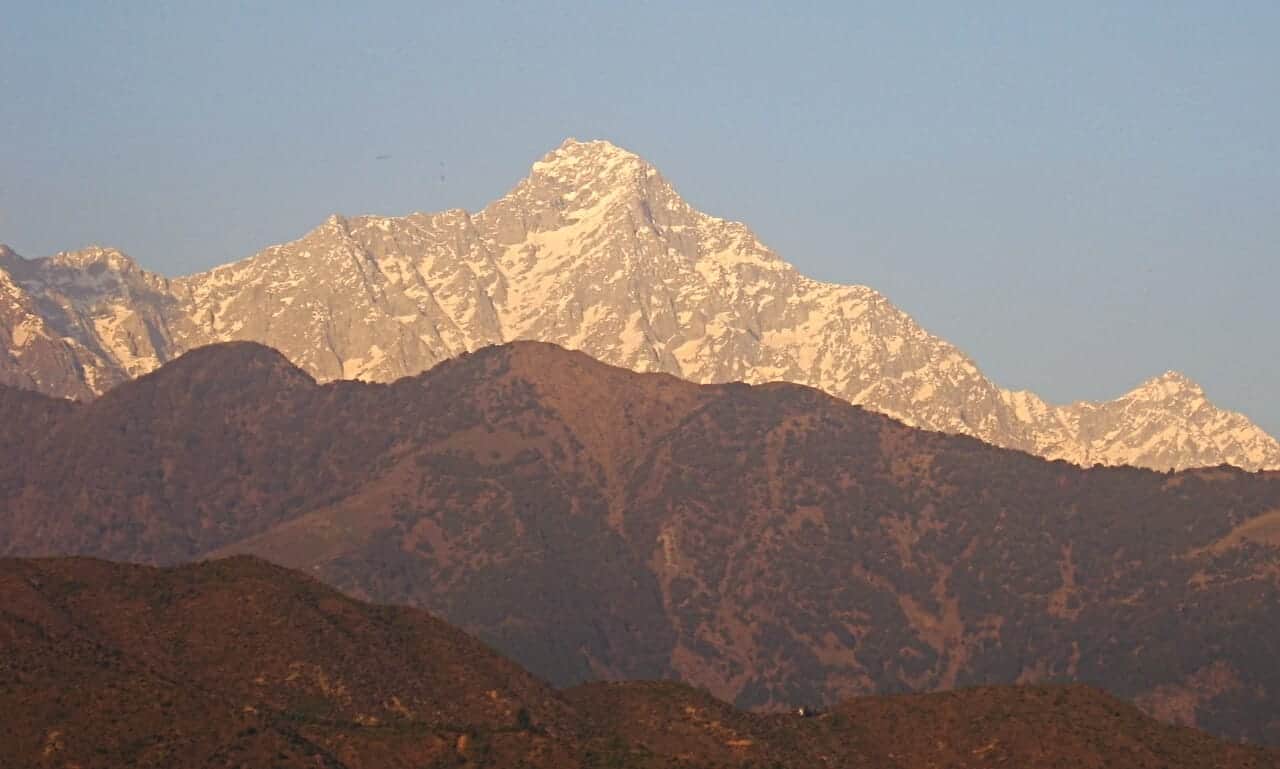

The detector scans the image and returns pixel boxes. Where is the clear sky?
[3,2,1277,435]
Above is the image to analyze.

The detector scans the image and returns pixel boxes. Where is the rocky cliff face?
[1,140,1276,471]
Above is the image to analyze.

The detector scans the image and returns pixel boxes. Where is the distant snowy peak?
[529,138,650,187]
[990,370,1279,471]
[1,138,1277,472]
[1125,371,1206,402]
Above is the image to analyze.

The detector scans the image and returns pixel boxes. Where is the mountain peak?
[46,246,139,272]
[118,341,314,399]
[549,136,639,160]
[0,244,139,269]
[165,341,305,374]
[0,245,147,291]
[527,137,652,189]
[1129,370,1206,401]
[478,138,671,242]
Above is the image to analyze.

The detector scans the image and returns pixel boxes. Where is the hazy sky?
[3,2,1277,435]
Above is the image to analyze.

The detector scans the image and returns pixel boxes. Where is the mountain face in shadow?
[2,341,1280,743]
[0,555,581,768]
[2,556,1275,769]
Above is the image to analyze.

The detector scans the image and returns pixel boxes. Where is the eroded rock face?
[1,140,1276,471]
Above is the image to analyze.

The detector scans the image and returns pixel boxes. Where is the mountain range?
[2,139,1277,471]
[4,555,1275,768]
[3,341,1279,744]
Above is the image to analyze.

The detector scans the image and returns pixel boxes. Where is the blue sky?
[3,2,1277,434]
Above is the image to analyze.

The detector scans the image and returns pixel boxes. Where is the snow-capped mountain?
[2,139,1276,471]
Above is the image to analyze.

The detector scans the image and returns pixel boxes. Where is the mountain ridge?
[7,554,1275,768]
[4,340,1280,744]
[1,138,1277,471]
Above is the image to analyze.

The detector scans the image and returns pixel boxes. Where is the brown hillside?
[0,556,579,768]
[567,680,1280,769]
[1,556,1276,769]
[2,342,1279,743]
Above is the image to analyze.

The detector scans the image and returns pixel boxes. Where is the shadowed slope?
[1,556,1275,769]
[566,681,1280,769]
[0,555,579,768]
[2,341,1280,743]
